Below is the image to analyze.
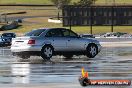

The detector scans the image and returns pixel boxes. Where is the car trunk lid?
[12,37,34,46]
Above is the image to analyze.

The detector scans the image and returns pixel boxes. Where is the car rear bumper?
[11,45,42,52]
[12,51,41,56]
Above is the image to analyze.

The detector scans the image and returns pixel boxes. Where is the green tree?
[74,0,97,6]
[50,0,71,19]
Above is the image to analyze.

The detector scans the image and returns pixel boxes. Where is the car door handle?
[52,40,54,41]
[68,40,70,41]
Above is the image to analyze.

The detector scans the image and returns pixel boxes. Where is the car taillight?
[28,40,35,44]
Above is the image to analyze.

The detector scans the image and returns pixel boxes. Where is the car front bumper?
[97,44,102,53]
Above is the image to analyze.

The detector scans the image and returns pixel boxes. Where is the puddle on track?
[0,47,132,88]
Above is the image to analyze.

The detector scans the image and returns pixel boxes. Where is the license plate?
[14,42,23,46]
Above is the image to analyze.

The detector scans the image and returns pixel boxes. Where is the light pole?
[111,0,115,32]
[113,0,115,5]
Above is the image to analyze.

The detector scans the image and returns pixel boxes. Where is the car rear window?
[25,29,45,36]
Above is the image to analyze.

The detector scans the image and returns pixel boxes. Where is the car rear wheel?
[41,45,54,60]
[86,44,98,58]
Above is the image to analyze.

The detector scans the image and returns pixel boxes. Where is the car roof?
[37,28,67,30]
[49,28,68,30]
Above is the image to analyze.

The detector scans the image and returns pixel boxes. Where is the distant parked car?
[0,38,5,47]
[0,21,19,31]
[99,32,127,38]
[11,28,101,60]
[1,33,16,46]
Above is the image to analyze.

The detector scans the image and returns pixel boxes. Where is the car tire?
[41,45,54,60]
[63,55,73,59]
[86,44,98,58]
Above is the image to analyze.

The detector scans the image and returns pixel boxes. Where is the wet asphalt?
[0,47,132,88]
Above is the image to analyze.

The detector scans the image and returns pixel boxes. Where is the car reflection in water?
[11,63,30,83]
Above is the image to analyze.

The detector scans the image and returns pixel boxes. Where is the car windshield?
[25,29,45,36]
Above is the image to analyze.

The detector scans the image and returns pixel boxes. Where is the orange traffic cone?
[81,67,89,78]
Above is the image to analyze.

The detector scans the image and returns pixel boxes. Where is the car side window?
[62,29,78,37]
[45,29,62,37]
[62,29,70,37]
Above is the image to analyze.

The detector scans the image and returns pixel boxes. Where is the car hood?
[84,38,100,44]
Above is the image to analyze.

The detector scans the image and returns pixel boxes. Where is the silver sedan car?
[11,28,101,60]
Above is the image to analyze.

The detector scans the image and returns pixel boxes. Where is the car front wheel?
[86,44,98,58]
[41,45,54,60]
